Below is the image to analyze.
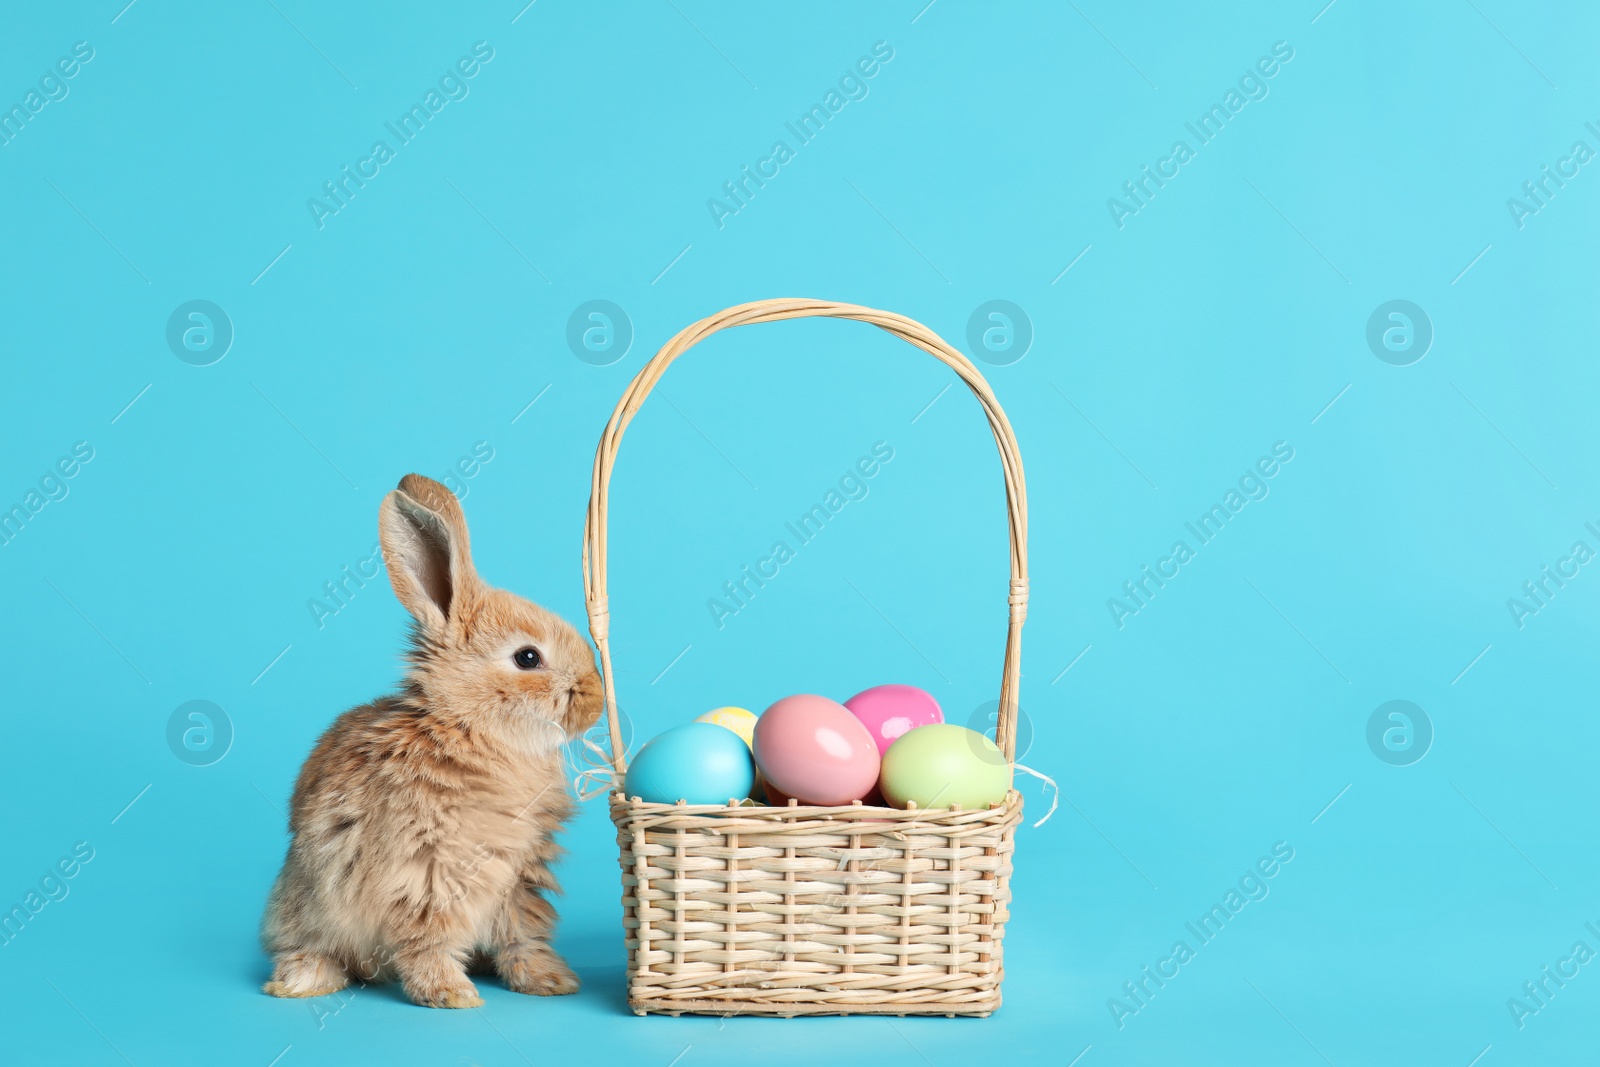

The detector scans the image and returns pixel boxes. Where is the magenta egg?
[753,694,880,805]
[844,684,944,756]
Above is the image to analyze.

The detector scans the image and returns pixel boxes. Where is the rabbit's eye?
[512,647,542,671]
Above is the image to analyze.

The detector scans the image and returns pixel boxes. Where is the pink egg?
[844,684,944,756]
[753,694,881,805]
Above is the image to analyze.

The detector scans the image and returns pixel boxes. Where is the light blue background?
[2,1,1597,1064]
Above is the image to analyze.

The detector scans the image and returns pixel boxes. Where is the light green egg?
[879,724,1012,810]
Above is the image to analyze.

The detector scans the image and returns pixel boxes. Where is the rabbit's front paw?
[409,980,484,1009]
[263,952,349,999]
[498,945,580,996]
[398,948,483,1009]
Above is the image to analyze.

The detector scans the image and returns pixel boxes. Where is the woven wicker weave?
[584,299,1029,1016]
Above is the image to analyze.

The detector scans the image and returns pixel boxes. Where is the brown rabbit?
[261,474,602,1008]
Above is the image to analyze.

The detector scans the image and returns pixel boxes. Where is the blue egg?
[623,722,755,805]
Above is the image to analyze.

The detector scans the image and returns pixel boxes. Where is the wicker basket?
[583,299,1029,1017]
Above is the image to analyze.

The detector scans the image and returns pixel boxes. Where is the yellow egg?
[696,706,757,748]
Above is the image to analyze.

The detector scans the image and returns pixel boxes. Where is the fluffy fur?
[261,474,602,1008]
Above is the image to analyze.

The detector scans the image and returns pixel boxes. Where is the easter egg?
[623,722,754,805]
[753,694,880,805]
[695,706,758,748]
[880,724,1012,810]
[844,684,944,756]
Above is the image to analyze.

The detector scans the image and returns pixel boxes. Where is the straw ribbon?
[1012,762,1058,828]
[1007,578,1028,621]
[587,595,610,642]
[567,732,621,800]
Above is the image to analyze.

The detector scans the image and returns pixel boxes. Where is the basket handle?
[583,298,1030,773]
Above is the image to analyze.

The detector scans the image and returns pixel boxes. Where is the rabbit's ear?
[378,475,477,631]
